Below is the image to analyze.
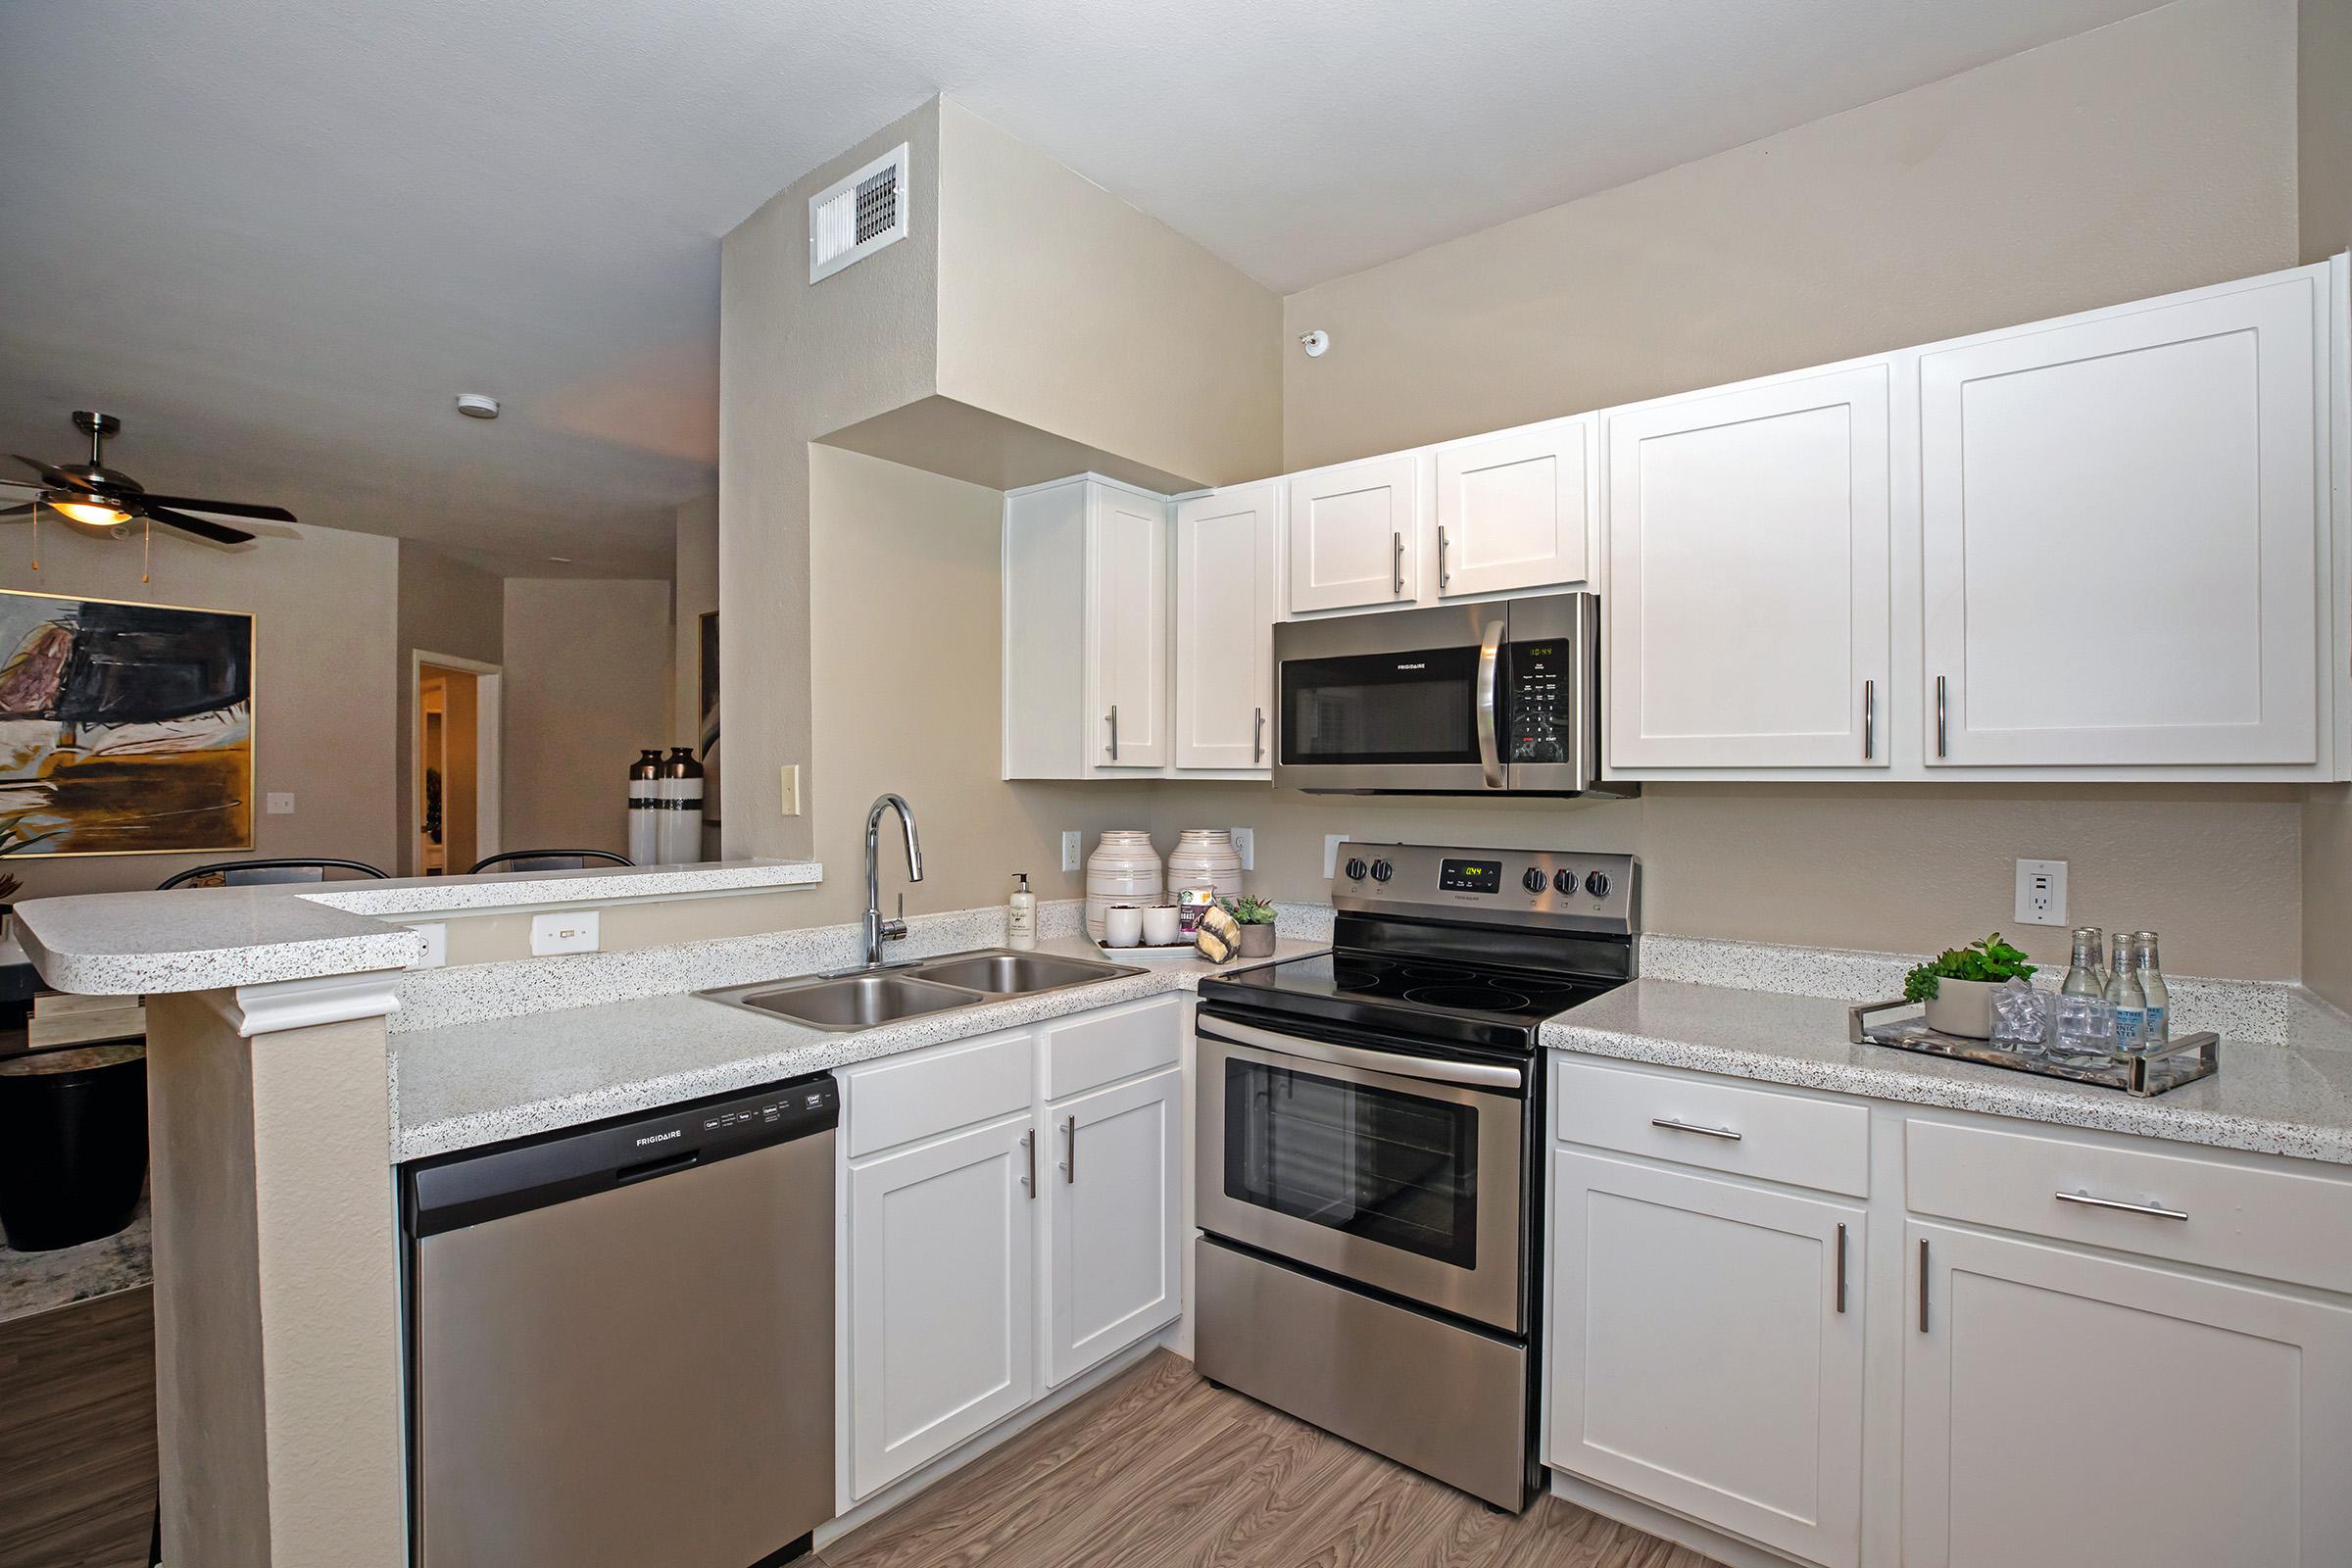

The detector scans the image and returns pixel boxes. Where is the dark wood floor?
[823,1349,1722,1568]
[0,1286,157,1568]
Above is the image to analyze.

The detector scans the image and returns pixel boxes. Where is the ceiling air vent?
[809,143,909,283]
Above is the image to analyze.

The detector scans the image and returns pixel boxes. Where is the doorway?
[413,652,501,876]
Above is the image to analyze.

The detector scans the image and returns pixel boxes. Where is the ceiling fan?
[2,410,296,546]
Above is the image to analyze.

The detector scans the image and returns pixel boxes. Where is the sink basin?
[906,950,1140,996]
[725,973,982,1031]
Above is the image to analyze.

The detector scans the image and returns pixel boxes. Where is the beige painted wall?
[2308,788,2352,1004]
[395,541,504,874]
[0,522,399,897]
[502,576,671,855]
[672,494,716,756]
[1281,0,2299,469]
[2303,0,2352,261]
[934,99,1283,490]
[803,445,1156,926]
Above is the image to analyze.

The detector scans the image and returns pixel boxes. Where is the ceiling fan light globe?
[52,498,132,528]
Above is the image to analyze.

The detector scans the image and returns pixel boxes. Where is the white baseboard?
[1548,1468,1809,1568]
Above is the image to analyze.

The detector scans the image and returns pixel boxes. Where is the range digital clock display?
[1439,858,1504,894]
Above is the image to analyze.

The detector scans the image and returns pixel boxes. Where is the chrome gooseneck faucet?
[861,793,924,968]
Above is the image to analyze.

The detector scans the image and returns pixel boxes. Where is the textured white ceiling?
[0,0,2163,574]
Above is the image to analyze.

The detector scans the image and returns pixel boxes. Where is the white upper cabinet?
[1286,452,1425,613]
[1087,486,1171,771]
[1003,476,1170,779]
[1433,416,1593,599]
[1174,483,1279,772]
[1606,364,1892,769]
[1921,270,2328,768]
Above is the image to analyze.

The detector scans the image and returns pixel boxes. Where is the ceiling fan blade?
[10,455,96,493]
[0,505,34,522]
[134,493,296,523]
[141,505,256,546]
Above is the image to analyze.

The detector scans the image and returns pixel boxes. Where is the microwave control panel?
[1507,642,1568,764]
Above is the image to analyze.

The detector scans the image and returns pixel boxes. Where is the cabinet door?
[1434,416,1592,598]
[1174,484,1277,770]
[1605,365,1891,769]
[1549,1149,1864,1568]
[1904,1221,2352,1568]
[847,1115,1037,1499]
[1287,453,1422,613]
[1920,270,2324,766]
[1044,1066,1182,1388]
[1085,486,1170,770]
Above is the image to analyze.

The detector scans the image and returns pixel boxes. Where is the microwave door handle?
[1476,620,1505,789]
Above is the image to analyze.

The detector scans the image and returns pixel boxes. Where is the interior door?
[1548,1149,1864,1568]
[1605,364,1891,769]
[1086,486,1170,770]
[1044,1066,1183,1387]
[1920,269,2325,767]
[1434,416,1592,599]
[1287,453,1422,613]
[1174,484,1277,770]
[847,1114,1037,1500]
[1903,1220,2352,1567]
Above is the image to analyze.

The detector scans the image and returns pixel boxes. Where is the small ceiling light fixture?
[546,555,572,564]
[455,393,501,420]
[50,498,132,529]
[1299,329,1331,359]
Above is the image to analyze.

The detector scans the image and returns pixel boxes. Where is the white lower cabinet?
[1044,1065,1183,1387]
[1903,1219,2352,1568]
[1549,1148,1865,1568]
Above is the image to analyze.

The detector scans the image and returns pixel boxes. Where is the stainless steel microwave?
[1272,591,1623,796]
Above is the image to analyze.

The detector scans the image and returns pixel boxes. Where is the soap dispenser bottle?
[1007,873,1038,951]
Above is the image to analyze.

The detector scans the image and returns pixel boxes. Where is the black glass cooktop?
[1201,948,1623,1054]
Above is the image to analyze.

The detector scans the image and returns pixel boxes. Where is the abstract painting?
[0,590,254,857]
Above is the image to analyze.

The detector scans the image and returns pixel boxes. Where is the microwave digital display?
[1439,858,1503,894]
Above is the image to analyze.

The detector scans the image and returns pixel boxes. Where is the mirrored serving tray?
[1846,1000,2219,1098]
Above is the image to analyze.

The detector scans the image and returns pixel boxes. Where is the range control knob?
[1370,858,1395,883]
[1553,868,1578,895]
[1585,870,1612,899]
[1522,867,1548,894]
[1344,858,1369,882]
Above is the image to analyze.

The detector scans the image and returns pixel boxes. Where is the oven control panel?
[1334,843,1639,934]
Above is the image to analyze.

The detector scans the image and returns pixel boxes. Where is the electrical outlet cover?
[1230,827,1254,871]
[530,909,601,956]
[265,792,295,815]
[1061,831,1082,872]
[2015,858,2068,927]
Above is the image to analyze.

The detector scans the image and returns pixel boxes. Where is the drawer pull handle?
[1835,1222,1847,1314]
[1650,1116,1741,1142]
[1918,1238,1930,1334]
[2055,1189,2187,1222]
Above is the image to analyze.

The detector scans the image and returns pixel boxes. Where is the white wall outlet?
[1230,827,1254,871]
[1060,830,1082,872]
[529,909,601,956]
[407,921,447,969]
[1323,834,1349,879]
[2015,858,2068,927]
[265,792,295,815]
[779,764,802,816]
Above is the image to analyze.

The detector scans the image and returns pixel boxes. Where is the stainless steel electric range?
[1194,842,1639,1511]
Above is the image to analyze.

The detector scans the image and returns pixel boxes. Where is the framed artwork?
[0,588,255,857]
[698,610,720,825]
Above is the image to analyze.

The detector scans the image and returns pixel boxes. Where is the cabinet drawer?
[1554,1055,1870,1197]
[1906,1117,2352,1295]
[842,1029,1033,1158]
[1041,995,1183,1102]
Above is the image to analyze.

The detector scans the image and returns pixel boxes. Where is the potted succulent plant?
[1227,896,1279,958]
[1903,933,2036,1039]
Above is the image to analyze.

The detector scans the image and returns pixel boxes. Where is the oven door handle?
[1199,1016,1524,1091]
[1475,619,1505,790]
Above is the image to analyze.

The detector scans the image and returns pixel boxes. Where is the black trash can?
[0,1043,148,1251]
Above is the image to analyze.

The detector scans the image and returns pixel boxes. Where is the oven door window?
[1279,646,1482,766]
[1222,1057,1478,1269]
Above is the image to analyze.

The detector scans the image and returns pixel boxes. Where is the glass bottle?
[2133,932,2169,1046]
[2103,938,2147,1053]
[2061,927,2108,999]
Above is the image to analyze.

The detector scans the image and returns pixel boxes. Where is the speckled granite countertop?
[0,1201,150,1326]
[392,934,1327,1161]
[13,859,822,996]
[1544,978,2352,1165]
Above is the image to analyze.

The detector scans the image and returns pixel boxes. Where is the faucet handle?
[883,892,908,943]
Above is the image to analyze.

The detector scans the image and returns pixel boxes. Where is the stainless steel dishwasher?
[403,1072,837,1568]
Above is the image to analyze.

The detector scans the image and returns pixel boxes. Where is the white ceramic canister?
[1085,830,1163,941]
[1168,829,1245,904]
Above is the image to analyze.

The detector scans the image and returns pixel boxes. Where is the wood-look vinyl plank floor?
[822,1350,1722,1568]
[0,1286,157,1568]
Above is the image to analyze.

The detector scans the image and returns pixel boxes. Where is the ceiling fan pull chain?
[142,517,151,584]
[29,506,37,572]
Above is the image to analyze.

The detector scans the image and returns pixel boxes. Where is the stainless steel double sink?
[697,948,1145,1032]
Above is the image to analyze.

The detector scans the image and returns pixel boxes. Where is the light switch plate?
[2015,858,2068,926]
[530,909,601,956]
[779,765,802,817]
[1230,827,1254,871]
[407,922,447,969]
[1323,834,1348,879]
[265,792,295,815]
[1060,831,1082,872]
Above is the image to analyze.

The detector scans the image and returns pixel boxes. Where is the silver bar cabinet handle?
[2055,1190,2187,1222]
[1835,1223,1847,1314]
[1650,1116,1741,1142]
[1438,525,1451,591]
[1935,675,1948,759]
[1105,705,1119,760]
[1474,621,1505,788]
[1392,532,1405,596]
[1064,1114,1078,1184]
[1253,706,1265,764]
[1863,679,1875,760]
[1918,1238,1930,1333]
[1021,1128,1036,1197]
